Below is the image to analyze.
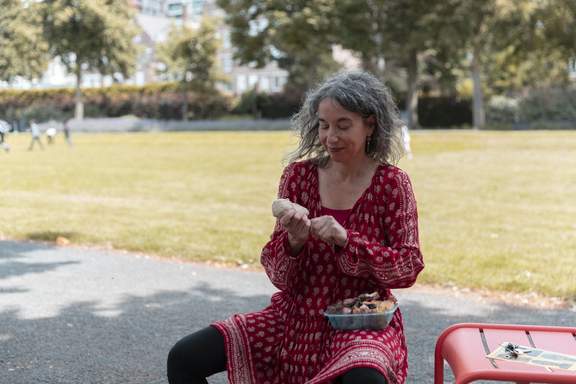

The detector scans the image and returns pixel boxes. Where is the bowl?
[324,302,398,330]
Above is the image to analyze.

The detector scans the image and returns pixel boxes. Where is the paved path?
[1,240,573,383]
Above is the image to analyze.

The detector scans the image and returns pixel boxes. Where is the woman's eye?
[338,124,351,130]
[319,123,329,130]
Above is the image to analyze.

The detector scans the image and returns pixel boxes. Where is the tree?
[331,0,449,129]
[0,0,49,83]
[438,0,544,128]
[217,0,340,94]
[157,19,220,120]
[483,42,572,96]
[40,0,138,120]
[532,0,576,87]
[332,0,572,129]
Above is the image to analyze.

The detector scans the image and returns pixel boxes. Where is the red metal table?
[434,323,576,384]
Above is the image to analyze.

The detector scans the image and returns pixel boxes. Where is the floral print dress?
[212,160,424,384]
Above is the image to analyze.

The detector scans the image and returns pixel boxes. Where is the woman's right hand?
[278,208,311,254]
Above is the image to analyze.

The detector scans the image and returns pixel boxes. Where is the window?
[237,75,247,93]
[260,76,270,91]
[221,55,233,73]
[222,30,231,50]
[569,58,576,79]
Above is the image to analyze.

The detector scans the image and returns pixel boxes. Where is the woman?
[167,71,424,384]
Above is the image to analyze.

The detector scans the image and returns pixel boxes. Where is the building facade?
[134,0,288,94]
[0,0,288,95]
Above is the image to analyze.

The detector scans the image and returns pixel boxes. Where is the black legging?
[167,326,388,384]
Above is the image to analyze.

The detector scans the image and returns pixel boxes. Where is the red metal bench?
[434,323,576,384]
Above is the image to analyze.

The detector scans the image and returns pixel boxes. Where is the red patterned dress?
[212,160,424,384]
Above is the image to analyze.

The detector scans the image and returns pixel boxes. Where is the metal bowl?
[324,302,398,330]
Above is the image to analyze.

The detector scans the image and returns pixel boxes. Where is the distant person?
[167,71,424,384]
[0,120,10,152]
[62,118,73,147]
[28,120,44,151]
[46,125,57,144]
[401,125,413,160]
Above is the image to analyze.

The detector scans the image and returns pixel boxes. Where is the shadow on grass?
[25,231,80,243]
[0,239,60,257]
[0,240,574,384]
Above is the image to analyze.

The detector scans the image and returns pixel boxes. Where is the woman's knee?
[167,337,186,369]
[339,367,388,384]
[167,336,192,378]
[167,326,226,380]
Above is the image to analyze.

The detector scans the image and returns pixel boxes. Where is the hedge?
[17,82,574,129]
[518,88,576,123]
[232,89,303,119]
[233,90,474,127]
[417,97,473,128]
[486,88,576,129]
[0,83,231,122]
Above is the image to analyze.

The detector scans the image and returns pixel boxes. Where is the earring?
[365,135,372,152]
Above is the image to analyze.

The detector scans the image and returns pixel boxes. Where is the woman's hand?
[310,216,348,248]
[278,208,311,254]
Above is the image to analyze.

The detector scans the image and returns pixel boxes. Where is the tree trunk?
[405,49,419,129]
[361,52,378,74]
[74,63,84,120]
[181,87,189,121]
[471,44,485,129]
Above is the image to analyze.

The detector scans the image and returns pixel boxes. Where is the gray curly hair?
[287,70,405,166]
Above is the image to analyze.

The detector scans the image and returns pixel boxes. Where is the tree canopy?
[0,0,49,83]
[218,0,576,127]
[40,0,139,119]
[157,19,220,91]
[217,0,340,93]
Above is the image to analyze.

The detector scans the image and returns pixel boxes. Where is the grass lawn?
[1,129,575,301]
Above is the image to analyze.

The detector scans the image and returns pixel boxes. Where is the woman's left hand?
[310,215,348,248]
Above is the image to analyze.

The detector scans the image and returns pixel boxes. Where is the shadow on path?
[0,240,80,285]
[1,281,270,384]
[0,240,573,383]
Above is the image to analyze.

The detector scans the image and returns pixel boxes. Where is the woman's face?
[317,98,374,164]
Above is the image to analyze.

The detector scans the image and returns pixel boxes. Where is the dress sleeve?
[260,163,305,292]
[336,169,424,288]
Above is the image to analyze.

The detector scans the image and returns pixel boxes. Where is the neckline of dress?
[320,206,353,213]
[313,161,383,223]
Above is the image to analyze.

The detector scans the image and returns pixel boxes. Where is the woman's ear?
[365,115,376,135]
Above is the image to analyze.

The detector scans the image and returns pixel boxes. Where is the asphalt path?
[1,240,574,383]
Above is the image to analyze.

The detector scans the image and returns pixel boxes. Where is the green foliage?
[486,95,519,125]
[0,0,49,82]
[518,88,576,124]
[487,89,576,128]
[39,0,139,119]
[332,0,451,128]
[157,19,221,91]
[97,0,142,78]
[432,0,576,96]
[535,0,576,58]
[417,97,472,128]
[232,89,262,117]
[333,0,446,69]
[0,83,231,121]
[475,1,574,94]
[484,49,571,95]
[233,88,302,119]
[216,0,340,92]
[40,0,139,79]
[156,19,222,120]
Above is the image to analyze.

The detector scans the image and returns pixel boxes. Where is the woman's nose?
[326,128,339,142]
